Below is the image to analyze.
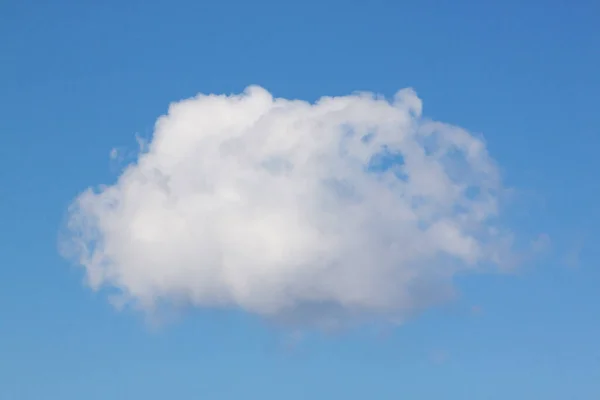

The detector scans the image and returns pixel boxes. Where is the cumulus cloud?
[61,86,512,328]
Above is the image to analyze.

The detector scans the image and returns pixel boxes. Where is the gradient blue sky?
[1,0,600,398]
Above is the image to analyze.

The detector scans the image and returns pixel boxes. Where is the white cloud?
[61,85,512,328]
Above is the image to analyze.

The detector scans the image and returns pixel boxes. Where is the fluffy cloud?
[62,86,511,328]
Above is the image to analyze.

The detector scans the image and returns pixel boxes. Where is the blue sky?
[1,0,600,398]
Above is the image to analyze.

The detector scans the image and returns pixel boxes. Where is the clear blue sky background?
[1,0,600,398]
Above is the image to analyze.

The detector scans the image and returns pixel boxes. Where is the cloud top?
[63,86,509,328]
